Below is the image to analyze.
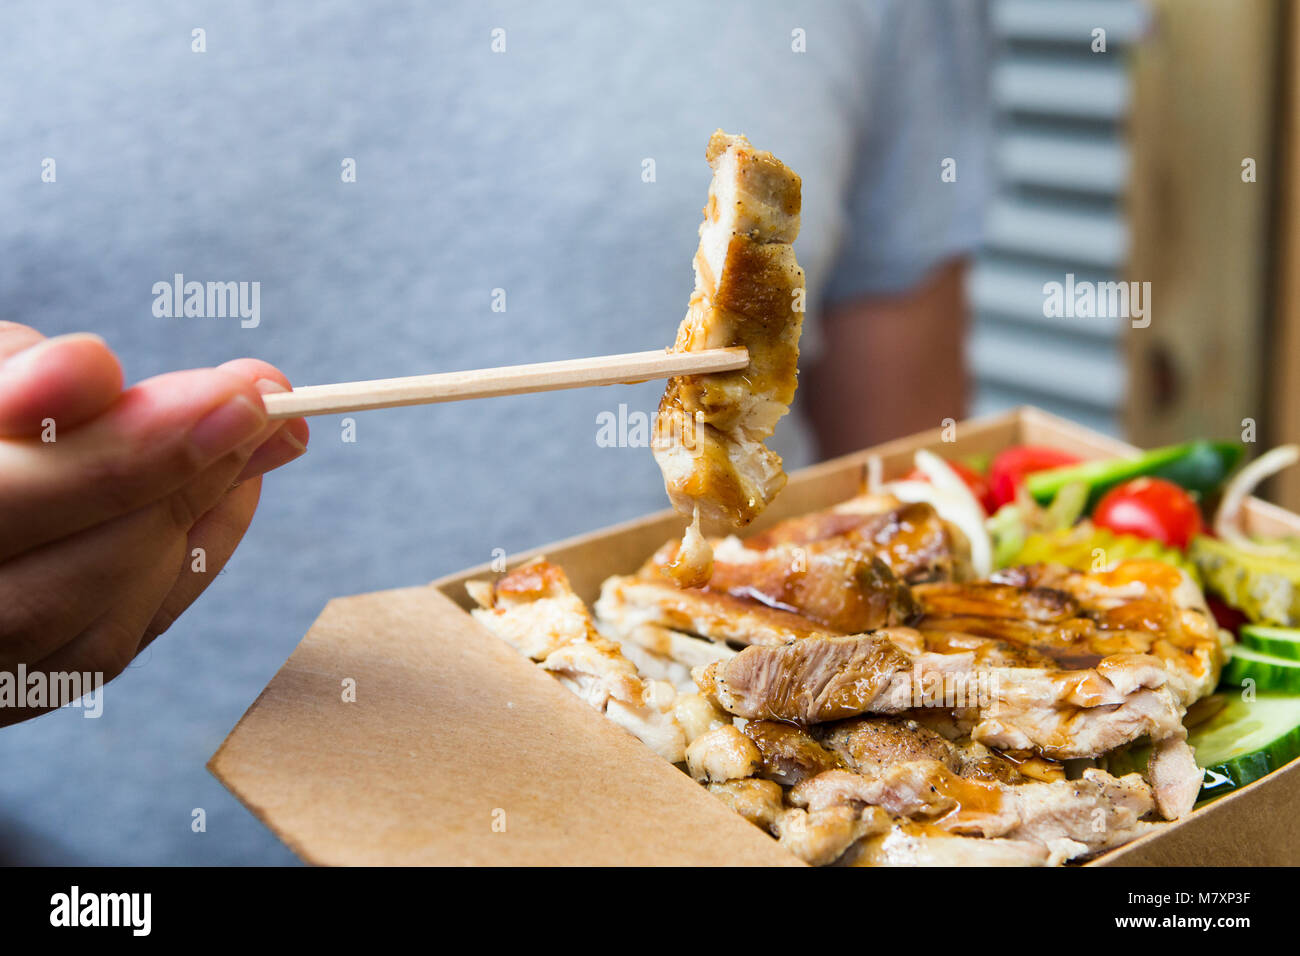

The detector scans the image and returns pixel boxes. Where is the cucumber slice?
[1024,440,1243,509]
[1222,645,1300,693]
[1191,693,1300,800]
[1240,624,1300,660]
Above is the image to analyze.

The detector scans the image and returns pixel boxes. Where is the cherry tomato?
[1207,596,1248,637]
[1092,477,1204,549]
[987,445,1083,510]
[903,460,995,515]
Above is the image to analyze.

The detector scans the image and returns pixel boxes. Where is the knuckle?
[77,436,212,522]
[164,487,202,531]
[144,605,179,644]
[80,618,142,683]
[76,451,144,516]
[0,584,62,666]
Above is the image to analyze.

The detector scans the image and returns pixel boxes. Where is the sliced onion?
[864,454,884,495]
[890,450,993,577]
[1214,444,1300,555]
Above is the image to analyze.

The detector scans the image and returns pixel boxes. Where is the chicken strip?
[697,633,916,724]
[595,572,832,647]
[648,538,920,633]
[913,559,1219,815]
[1147,735,1205,820]
[652,130,805,586]
[468,559,686,762]
[838,823,1050,867]
[688,543,918,633]
[599,620,735,694]
[595,543,919,651]
[791,762,1156,862]
[914,559,1226,705]
[594,503,952,650]
[697,630,1192,790]
[742,500,972,584]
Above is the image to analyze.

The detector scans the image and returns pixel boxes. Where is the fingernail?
[278,426,307,456]
[233,423,308,483]
[255,378,288,395]
[189,394,267,459]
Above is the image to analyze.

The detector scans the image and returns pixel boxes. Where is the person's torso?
[0,0,887,863]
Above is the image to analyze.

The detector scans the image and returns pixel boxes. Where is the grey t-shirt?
[0,0,988,863]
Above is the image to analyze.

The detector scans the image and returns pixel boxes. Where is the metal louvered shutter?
[967,0,1146,436]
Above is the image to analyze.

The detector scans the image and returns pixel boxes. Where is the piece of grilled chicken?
[709,714,1156,865]
[594,500,960,655]
[741,497,974,584]
[467,559,687,762]
[696,557,1223,820]
[913,559,1226,706]
[653,130,805,588]
[839,823,1055,867]
[696,629,1200,818]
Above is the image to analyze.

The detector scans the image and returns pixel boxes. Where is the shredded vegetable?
[1214,445,1300,556]
[889,450,993,577]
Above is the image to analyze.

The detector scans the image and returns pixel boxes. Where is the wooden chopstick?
[260,347,749,420]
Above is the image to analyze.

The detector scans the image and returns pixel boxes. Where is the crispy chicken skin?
[653,130,805,586]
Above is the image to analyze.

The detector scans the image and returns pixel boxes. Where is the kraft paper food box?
[210,407,1300,866]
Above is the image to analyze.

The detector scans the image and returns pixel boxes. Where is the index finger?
[0,367,268,562]
[0,331,124,436]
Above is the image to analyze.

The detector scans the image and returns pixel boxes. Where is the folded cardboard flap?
[211,407,1300,865]
[210,586,802,866]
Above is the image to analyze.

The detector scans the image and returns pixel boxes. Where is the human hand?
[0,322,309,726]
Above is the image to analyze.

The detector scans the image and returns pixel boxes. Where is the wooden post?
[1269,1,1300,509]
[1125,0,1280,460]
